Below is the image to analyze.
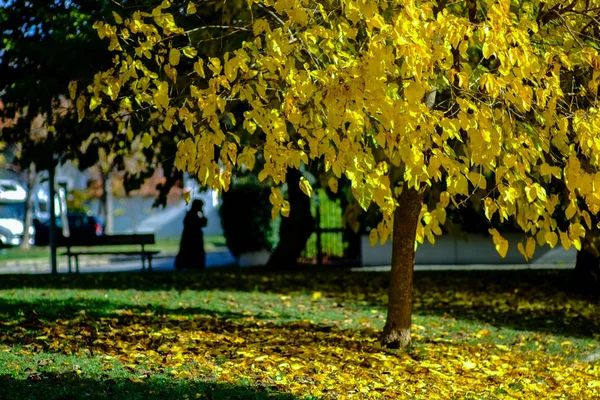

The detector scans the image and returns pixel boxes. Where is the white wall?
[361,233,576,266]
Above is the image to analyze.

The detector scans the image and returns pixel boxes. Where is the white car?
[0,180,33,247]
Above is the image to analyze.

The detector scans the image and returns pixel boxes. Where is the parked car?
[0,180,34,247]
[34,212,104,246]
[0,220,35,247]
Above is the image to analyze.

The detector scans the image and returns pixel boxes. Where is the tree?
[0,0,190,264]
[80,0,600,348]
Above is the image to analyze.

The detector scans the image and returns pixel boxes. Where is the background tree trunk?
[99,169,114,234]
[19,164,36,250]
[381,186,425,349]
[575,248,600,292]
[267,169,315,269]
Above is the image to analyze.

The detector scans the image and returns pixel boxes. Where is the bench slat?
[61,251,161,256]
[59,234,156,247]
[59,233,160,273]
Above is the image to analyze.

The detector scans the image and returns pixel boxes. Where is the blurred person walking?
[175,199,207,269]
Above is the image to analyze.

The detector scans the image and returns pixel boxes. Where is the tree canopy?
[81,0,600,347]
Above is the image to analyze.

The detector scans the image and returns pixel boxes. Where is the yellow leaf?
[193,60,205,78]
[489,228,509,258]
[141,132,153,148]
[482,42,493,59]
[281,200,290,217]
[169,48,181,66]
[328,178,338,194]
[462,361,477,370]
[238,147,256,171]
[560,230,571,251]
[186,1,197,14]
[565,203,577,219]
[112,11,123,24]
[582,210,592,229]
[405,81,425,104]
[89,96,102,111]
[525,186,537,203]
[476,329,492,338]
[517,242,527,260]
[182,47,197,58]
[484,198,497,220]
[182,190,191,205]
[468,171,487,189]
[456,72,469,89]
[68,80,77,100]
[76,95,86,122]
[299,177,313,198]
[369,228,378,247]
[545,231,558,248]
[311,291,322,300]
[370,13,386,29]
[440,191,450,208]
[525,237,536,259]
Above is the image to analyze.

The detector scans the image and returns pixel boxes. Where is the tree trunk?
[381,186,425,349]
[575,248,600,292]
[99,169,114,234]
[19,164,36,250]
[267,169,315,268]
[105,172,114,234]
[48,162,58,274]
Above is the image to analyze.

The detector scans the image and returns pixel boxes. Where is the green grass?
[0,246,49,261]
[0,269,598,399]
[0,236,227,264]
[0,352,302,400]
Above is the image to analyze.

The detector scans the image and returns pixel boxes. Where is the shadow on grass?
[0,374,303,400]
[0,296,379,357]
[0,268,598,339]
[0,267,585,295]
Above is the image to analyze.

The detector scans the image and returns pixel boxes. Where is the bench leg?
[68,255,72,274]
[75,255,80,274]
[148,255,153,272]
[141,254,146,272]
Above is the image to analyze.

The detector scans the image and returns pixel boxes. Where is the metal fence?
[300,189,360,266]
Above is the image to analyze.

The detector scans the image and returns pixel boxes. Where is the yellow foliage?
[80,0,600,261]
[489,228,509,258]
[169,48,180,66]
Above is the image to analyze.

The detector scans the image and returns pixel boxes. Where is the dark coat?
[175,211,207,269]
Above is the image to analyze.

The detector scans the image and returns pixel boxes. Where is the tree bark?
[266,169,315,268]
[99,169,114,234]
[575,248,600,292]
[19,164,36,250]
[48,162,58,274]
[381,186,425,349]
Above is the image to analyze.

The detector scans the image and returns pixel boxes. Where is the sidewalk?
[352,263,574,272]
[0,248,236,274]
[355,245,577,272]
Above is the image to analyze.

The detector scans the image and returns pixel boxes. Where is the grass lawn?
[0,236,227,264]
[0,268,599,399]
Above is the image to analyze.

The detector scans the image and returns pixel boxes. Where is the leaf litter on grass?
[0,269,599,399]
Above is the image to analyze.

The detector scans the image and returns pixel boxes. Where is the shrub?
[219,178,274,258]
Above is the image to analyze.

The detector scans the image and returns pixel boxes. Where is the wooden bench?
[59,234,160,273]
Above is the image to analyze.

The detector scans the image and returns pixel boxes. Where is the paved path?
[352,263,574,272]
[0,245,577,275]
[0,251,237,274]
[354,246,576,272]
